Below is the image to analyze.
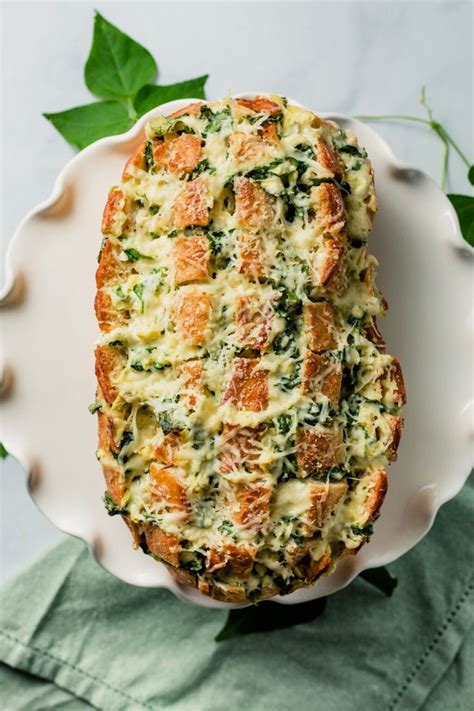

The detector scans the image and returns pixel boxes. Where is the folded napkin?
[1,475,472,711]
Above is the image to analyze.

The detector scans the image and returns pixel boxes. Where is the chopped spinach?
[184,556,204,573]
[119,431,134,449]
[207,230,225,255]
[132,283,145,312]
[299,401,322,425]
[339,144,367,158]
[103,491,124,516]
[309,177,352,195]
[97,237,107,262]
[151,361,171,371]
[278,452,298,482]
[88,399,103,415]
[145,140,154,171]
[295,143,315,159]
[275,413,294,435]
[347,313,364,329]
[149,204,160,215]
[246,159,285,181]
[147,115,194,137]
[115,286,128,300]
[218,520,235,536]
[248,111,283,125]
[351,523,374,538]
[123,248,150,262]
[192,426,206,450]
[158,411,182,434]
[276,372,301,392]
[188,158,216,180]
[200,106,231,134]
[130,362,145,372]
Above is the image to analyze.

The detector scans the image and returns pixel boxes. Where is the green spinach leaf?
[359,566,398,597]
[44,13,208,149]
[215,597,327,642]
[134,76,208,117]
[447,194,474,247]
[43,101,133,150]
[85,12,157,99]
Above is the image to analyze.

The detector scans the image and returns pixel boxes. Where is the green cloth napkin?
[1,475,472,711]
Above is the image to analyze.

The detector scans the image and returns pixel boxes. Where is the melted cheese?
[94,95,404,599]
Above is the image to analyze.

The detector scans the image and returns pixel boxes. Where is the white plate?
[1,95,472,608]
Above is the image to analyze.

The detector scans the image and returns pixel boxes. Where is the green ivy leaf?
[134,75,208,118]
[0,442,9,459]
[43,101,133,150]
[468,165,474,185]
[85,12,157,99]
[359,566,398,597]
[447,194,474,247]
[215,597,327,642]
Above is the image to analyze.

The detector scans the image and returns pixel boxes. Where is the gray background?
[1,0,473,584]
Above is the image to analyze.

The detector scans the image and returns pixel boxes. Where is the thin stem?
[354,113,432,126]
[440,140,449,192]
[125,97,138,123]
[357,90,472,193]
[440,128,471,169]
[419,88,471,168]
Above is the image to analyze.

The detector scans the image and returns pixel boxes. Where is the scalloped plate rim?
[1,93,472,609]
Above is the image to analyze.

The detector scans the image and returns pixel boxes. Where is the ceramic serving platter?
[1,94,472,608]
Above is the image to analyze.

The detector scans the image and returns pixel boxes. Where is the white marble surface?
[1,0,472,585]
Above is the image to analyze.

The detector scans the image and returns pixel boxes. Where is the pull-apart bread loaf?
[94,95,405,603]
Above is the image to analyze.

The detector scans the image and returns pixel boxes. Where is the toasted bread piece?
[236,295,272,351]
[235,177,275,229]
[101,188,124,235]
[296,426,343,475]
[235,96,281,116]
[316,138,343,181]
[154,134,202,175]
[301,352,342,406]
[206,544,256,579]
[149,464,189,514]
[173,176,212,228]
[220,424,264,473]
[154,432,182,466]
[228,132,266,163]
[180,360,204,409]
[236,231,266,277]
[96,240,131,289]
[174,291,211,345]
[234,480,272,531]
[223,358,268,411]
[306,481,348,530]
[386,415,404,461]
[172,234,210,285]
[168,102,202,118]
[122,140,147,180]
[103,467,125,506]
[97,410,118,455]
[145,526,181,567]
[94,346,125,405]
[305,302,338,351]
